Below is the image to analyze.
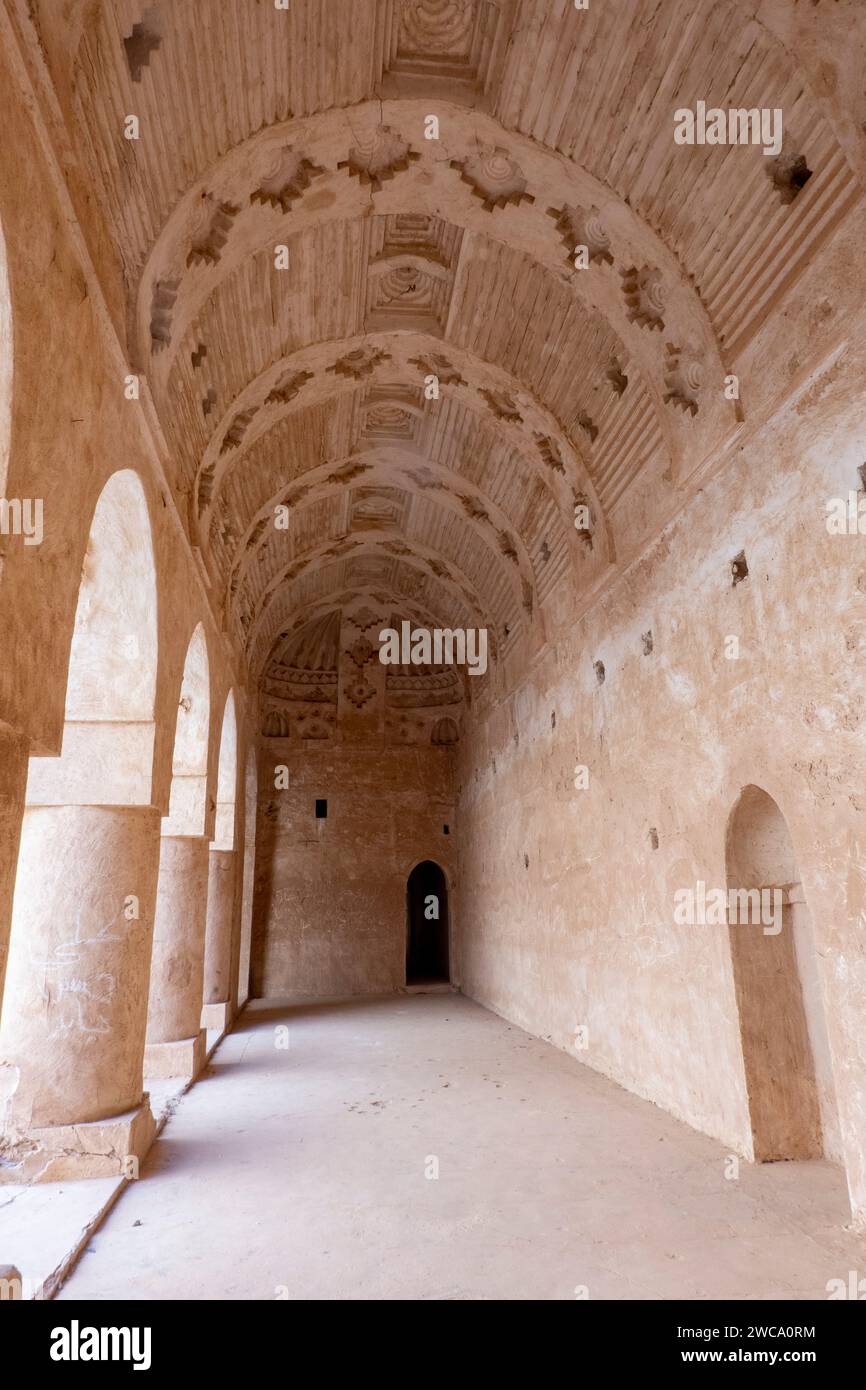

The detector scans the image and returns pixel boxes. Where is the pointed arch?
[213,689,238,850]
[26,468,158,806]
[162,622,210,835]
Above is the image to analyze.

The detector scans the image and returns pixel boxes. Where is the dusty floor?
[57,995,864,1301]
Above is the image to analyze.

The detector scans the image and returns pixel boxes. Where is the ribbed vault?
[22,0,865,722]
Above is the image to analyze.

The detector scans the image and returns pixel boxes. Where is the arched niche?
[162,623,210,835]
[725,786,842,1164]
[431,716,459,746]
[25,469,158,807]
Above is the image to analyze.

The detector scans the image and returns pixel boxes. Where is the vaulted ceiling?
[19,0,866,718]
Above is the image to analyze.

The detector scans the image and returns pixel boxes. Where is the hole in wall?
[858,463,866,492]
[731,552,749,586]
[594,660,605,685]
[443,824,449,835]
[577,411,599,443]
[649,827,659,850]
[551,710,556,729]
[641,630,653,655]
[607,363,628,396]
[315,798,327,819]
[770,152,812,204]
[523,853,529,870]
[123,12,162,83]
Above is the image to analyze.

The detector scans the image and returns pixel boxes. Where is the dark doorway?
[406,861,450,985]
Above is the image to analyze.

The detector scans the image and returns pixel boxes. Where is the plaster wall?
[454,387,866,1219]
[251,742,455,999]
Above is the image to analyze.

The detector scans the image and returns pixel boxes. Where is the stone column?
[0,803,159,1182]
[236,830,256,1010]
[201,849,237,1032]
[0,723,28,1022]
[144,835,209,1080]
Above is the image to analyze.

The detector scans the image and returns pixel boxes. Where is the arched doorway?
[726,786,841,1163]
[406,861,449,986]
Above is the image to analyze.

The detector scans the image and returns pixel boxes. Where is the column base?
[0,1099,156,1184]
[200,1001,231,1032]
[144,1030,206,1082]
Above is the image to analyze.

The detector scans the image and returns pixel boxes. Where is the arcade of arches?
[0,0,865,1301]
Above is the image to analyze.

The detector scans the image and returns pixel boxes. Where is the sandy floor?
[56,993,865,1301]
